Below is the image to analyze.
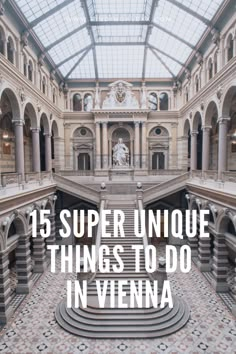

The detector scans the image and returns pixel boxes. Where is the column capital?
[217,116,231,124]
[134,121,140,127]
[191,130,198,137]
[12,119,24,126]
[102,121,108,127]
[202,125,211,132]
[44,133,52,138]
[31,127,40,133]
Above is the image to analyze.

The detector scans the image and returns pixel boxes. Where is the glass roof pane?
[34,2,86,47]
[69,50,95,79]
[149,27,192,63]
[96,45,145,79]
[93,25,147,43]
[176,0,224,20]
[15,0,66,22]
[87,0,153,21]
[48,29,91,63]
[145,49,171,78]
[59,56,80,76]
[154,0,207,46]
[156,52,182,76]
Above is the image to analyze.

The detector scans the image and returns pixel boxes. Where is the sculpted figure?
[112,138,129,166]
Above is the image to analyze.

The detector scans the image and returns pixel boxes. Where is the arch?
[148,92,158,111]
[4,212,27,241]
[195,74,200,93]
[213,50,218,74]
[24,102,38,129]
[52,87,56,104]
[72,126,94,139]
[226,32,234,62]
[216,210,236,234]
[149,125,169,137]
[222,85,236,117]
[183,118,191,137]
[207,57,213,80]
[40,113,50,134]
[109,124,134,141]
[51,120,59,138]
[159,92,169,111]
[0,87,21,119]
[84,93,93,112]
[0,25,6,55]
[147,124,171,137]
[42,76,46,94]
[192,111,202,131]
[73,93,82,111]
[204,100,219,127]
[7,36,14,64]
[44,199,54,213]
[23,53,27,76]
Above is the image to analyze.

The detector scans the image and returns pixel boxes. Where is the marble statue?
[112,138,129,167]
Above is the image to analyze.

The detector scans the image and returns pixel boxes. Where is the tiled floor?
[0,246,236,354]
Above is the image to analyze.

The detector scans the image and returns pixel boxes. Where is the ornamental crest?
[102,80,139,109]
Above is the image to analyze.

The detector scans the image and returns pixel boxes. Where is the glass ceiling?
[14,0,225,80]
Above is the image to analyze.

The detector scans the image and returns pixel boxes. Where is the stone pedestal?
[190,131,198,171]
[197,237,211,271]
[211,234,229,292]
[15,235,33,294]
[32,227,47,273]
[0,251,14,324]
[188,237,198,257]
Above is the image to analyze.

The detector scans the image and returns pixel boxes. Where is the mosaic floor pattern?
[0,245,236,354]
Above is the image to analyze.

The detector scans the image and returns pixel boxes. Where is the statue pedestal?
[109,167,134,181]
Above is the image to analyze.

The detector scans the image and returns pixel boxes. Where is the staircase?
[55,202,190,338]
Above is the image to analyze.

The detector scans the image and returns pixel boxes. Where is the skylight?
[14,0,225,80]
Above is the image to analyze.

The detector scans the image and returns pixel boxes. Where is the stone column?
[64,123,72,169]
[197,235,211,272]
[188,216,198,257]
[141,122,147,169]
[31,128,41,172]
[102,122,108,169]
[15,234,33,293]
[211,233,229,292]
[190,131,198,171]
[45,133,52,171]
[13,119,25,179]
[202,126,211,172]
[134,122,140,168]
[32,226,47,273]
[218,117,230,180]
[171,123,178,169]
[131,140,134,167]
[95,122,101,169]
[0,251,13,324]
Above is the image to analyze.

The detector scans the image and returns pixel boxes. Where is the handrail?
[143,172,189,201]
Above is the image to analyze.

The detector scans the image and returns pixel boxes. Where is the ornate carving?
[50,70,56,81]
[216,86,223,101]
[0,0,5,16]
[38,53,45,67]
[102,80,139,109]
[19,87,26,103]
[195,52,203,66]
[211,28,220,46]
[21,31,29,48]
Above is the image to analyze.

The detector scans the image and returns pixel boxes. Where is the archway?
[39,113,50,171]
[112,127,131,167]
[183,119,191,171]
[0,89,20,174]
[192,112,202,170]
[73,127,94,171]
[23,103,38,173]
[51,120,59,172]
[148,126,169,170]
[205,101,219,171]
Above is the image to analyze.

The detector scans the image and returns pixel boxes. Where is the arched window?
[195,75,199,93]
[0,27,5,55]
[159,92,169,111]
[23,54,27,77]
[227,34,234,62]
[53,88,56,104]
[208,58,213,80]
[73,93,82,111]
[185,87,189,103]
[148,92,157,111]
[28,60,33,82]
[214,51,218,74]
[42,76,46,94]
[7,36,14,64]
[84,93,93,111]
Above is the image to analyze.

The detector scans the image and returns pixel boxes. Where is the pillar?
[45,133,52,172]
[211,233,229,292]
[32,226,47,273]
[95,122,101,169]
[134,122,140,168]
[15,234,33,293]
[0,251,14,324]
[218,117,230,180]
[102,122,108,169]
[197,236,211,272]
[64,123,71,170]
[13,119,25,179]
[46,213,56,249]
[31,128,41,172]
[188,215,198,257]
[202,126,211,171]
[190,131,198,171]
[141,122,147,169]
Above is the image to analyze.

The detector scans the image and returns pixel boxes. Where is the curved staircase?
[55,203,190,338]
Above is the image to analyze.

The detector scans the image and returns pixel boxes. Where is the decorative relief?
[102,80,139,109]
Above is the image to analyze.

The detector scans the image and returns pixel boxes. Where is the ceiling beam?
[96,42,146,46]
[81,0,98,79]
[90,21,150,26]
[148,44,184,66]
[45,23,87,51]
[149,47,175,78]
[56,44,92,68]
[151,22,195,49]
[29,0,76,28]
[165,0,210,25]
[65,47,91,79]
[143,0,159,80]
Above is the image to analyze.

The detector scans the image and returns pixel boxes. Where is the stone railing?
[190,170,236,183]
[59,170,94,177]
[148,169,186,176]
[0,171,53,192]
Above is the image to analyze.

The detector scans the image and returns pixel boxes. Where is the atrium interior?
[0,0,236,352]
